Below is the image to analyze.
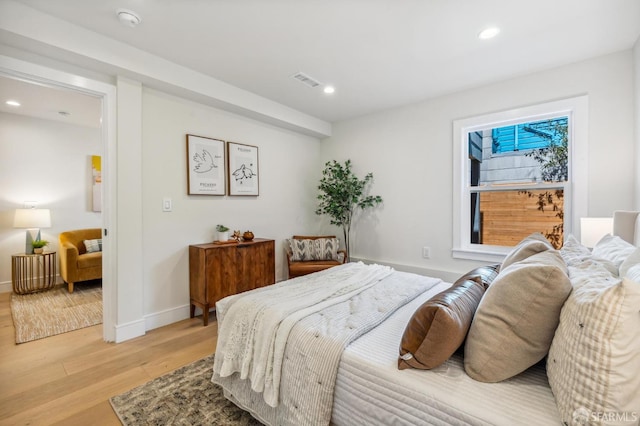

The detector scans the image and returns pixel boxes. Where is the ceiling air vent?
[291,72,321,88]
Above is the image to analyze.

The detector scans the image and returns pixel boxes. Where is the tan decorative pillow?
[464,250,572,383]
[290,238,338,261]
[398,265,499,370]
[547,259,640,425]
[501,233,553,270]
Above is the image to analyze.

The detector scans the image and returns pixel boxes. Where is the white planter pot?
[217,231,229,242]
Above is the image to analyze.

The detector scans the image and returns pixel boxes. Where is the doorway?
[0,55,116,341]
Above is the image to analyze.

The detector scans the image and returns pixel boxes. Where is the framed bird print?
[186,134,226,195]
[227,141,259,196]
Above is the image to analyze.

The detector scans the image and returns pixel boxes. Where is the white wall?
[320,50,636,279]
[0,112,101,291]
[139,88,322,325]
[634,37,640,210]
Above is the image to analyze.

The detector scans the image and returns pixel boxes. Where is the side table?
[11,252,57,294]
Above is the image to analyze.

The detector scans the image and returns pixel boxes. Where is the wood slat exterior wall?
[479,189,563,247]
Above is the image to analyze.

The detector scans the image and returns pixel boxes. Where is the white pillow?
[591,234,636,270]
[619,247,640,277]
[559,234,591,267]
[547,259,640,425]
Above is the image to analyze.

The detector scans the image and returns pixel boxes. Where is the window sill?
[451,248,507,263]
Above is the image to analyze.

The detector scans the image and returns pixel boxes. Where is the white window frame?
[452,96,588,262]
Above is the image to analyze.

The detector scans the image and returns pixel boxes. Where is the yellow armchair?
[59,228,102,293]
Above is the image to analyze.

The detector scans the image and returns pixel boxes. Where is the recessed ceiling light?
[116,8,142,27]
[478,27,500,40]
[6,100,20,107]
[58,111,71,117]
[323,86,335,94]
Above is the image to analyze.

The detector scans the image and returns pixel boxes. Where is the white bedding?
[331,281,561,426]
[213,264,441,426]
[213,262,394,406]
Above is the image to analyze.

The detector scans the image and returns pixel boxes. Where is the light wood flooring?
[0,291,218,425]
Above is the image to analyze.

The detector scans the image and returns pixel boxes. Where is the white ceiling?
[0,76,102,128]
[8,0,640,124]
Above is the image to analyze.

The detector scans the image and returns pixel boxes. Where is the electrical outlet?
[422,246,430,259]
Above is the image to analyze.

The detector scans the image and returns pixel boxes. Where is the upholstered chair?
[59,228,102,292]
[285,235,347,278]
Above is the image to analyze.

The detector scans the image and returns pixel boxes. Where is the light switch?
[162,198,172,212]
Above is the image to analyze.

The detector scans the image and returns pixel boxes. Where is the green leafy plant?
[31,239,49,249]
[316,159,383,260]
[519,120,568,248]
[215,224,229,232]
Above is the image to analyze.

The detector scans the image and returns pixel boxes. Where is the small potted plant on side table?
[216,225,230,242]
[32,240,49,254]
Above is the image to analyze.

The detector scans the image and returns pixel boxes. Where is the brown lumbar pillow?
[464,250,572,383]
[452,264,500,289]
[398,276,486,370]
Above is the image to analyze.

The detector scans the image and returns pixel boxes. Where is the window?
[452,96,588,262]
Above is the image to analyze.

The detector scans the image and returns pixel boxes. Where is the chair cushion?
[84,238,102,253]
[78,252,102,269]
[288,259,342,277]
[290,237,339,261]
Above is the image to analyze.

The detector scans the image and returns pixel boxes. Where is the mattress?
[331,281,561,426]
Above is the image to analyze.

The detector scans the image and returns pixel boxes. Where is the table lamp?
[580,217,613,248]
[13,208,51,254]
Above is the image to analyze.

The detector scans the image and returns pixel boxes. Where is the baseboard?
[0,275,64,294]
[351,257,462,283]
[114,318,146,343]
[144,304,191,332]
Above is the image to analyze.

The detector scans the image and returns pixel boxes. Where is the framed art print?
[227,141,259,196]
[186,134,226,195]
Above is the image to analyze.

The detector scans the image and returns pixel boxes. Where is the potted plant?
[216,224,230,242]
[316,159,383,261]
[32,239,49,254]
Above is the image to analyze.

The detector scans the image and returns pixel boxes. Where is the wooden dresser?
[188,238,275,325]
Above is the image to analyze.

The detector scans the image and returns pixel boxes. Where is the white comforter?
[213,263,441,426]
[213,262,392,405]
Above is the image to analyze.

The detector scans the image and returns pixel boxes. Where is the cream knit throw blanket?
[214,262,393,405]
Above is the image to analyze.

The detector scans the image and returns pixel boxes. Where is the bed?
[212,211,640,426]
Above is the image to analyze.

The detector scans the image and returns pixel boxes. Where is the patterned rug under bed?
[110,354,262,425]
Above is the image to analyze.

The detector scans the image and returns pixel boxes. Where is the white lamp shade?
[13,208,51,229]
[580,217,613,248]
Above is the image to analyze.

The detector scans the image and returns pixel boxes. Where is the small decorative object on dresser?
[188,238,275,326]
[215,224,230,242]
[242,230,254,241]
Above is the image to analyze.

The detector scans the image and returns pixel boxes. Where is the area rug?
[110,354,262,425]
[10,281,102,344]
